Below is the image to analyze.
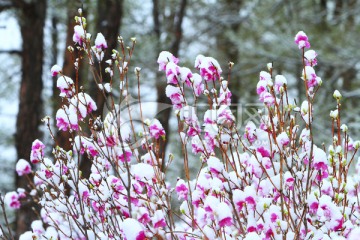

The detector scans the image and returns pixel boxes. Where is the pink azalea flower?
[137,207,151,225]
[57,76,74,98]
[149,119,166,140]
[165,85,185,109]
[157,51,179,71]
[16,159,31,176]
[95,33,107,49]
[284,171,294,190]
[191,135,205,154]
[257,80,268,96]
[276,132,290,147]
[295,31,310,49]
[304,50,318,66]
[257,146,270,158]
[152,210,167,228]
[175,179,189,200]
[116,147,132,163]
[274,75,287,94]
[30,139,45,164]
[50,64,62,77]
[179,67,193,86]
[165,62,180,84]
[4,191,21,209]
[216,202,233,227]
[244,121,257,144]
[198,56,222,82]
[73,25,85,45]
[191,73,204,97]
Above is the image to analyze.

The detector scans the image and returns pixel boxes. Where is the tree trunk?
[14,0,46,237]
[94,0,123,114]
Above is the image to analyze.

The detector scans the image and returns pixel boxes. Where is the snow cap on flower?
[16,159,31,176]
[165,85,184,109]
[157,51,179,71]
[165,62,180,84]
[56,106,78,131]
[19,231,37,240]
[274,75,287,93]
[194,54,205,68]
[57,76,74,98]
[244,121,257,143]
[304,50,318,66]
[276,132,290,147]
[179,67,193,85]
[191,73,204,97]
[120,218,146,240]
[217,105,235,126]
[31,220,45,235]
[73,25,85,45]
[313,146,328,170]
[50,64,62,77]
[259,71,272,82]
[215,202,233,227]
[152,210,167,229]
[295,31,310,49]
[95,33,107,49]
[207,156,224,174]
[70,92,97,118]
[131,163,155,180]
[198,56,222,82]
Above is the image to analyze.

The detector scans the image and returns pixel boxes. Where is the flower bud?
[267,62,273,71]
[340,124,348,132]
[333,90,342,101]
[330,109,339,119]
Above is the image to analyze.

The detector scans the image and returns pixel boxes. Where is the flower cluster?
[3,12,360,240]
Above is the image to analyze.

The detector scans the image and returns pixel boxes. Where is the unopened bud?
[330,109,339,119]
[353,141,360,150]
[134,67,141,75]
[340,124,348,132]
[267,63,273,71]
[333,90,342,101]
[144,119,151,126]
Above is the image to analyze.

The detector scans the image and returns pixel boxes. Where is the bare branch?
[0,49,22,55]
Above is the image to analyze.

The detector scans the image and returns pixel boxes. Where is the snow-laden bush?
[3,10,360,240]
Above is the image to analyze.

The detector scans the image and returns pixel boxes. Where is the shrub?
[2,9,360,240]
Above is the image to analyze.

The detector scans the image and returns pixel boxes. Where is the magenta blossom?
[295,31,310,49]
[95,33,107,50]
[30,139,45,164]
[157,51,179,71]
[175,179,189,200]
[50,64,62,77]
[4,191,21,209]
[73,25,85,45]
[149,119,166,140]
[16,159,31,176]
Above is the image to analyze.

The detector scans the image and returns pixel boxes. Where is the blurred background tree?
[0,0,359,235]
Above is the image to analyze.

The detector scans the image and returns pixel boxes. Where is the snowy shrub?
[3,9,360,240]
